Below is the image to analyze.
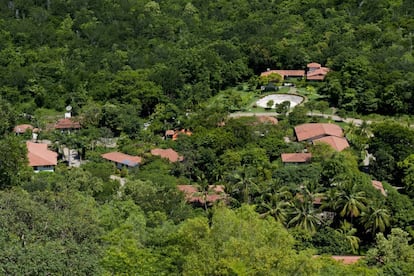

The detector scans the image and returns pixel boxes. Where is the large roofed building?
[260,69,305,79]
[281,153,312,164]
[26,141,58,172]
[101,152,142,169]
[294,123,349,151]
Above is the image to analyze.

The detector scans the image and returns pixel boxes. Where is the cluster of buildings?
[260,62,330,82]
[282,122,385,196]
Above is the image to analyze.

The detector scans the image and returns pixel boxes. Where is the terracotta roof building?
[294,123,344,142]
[261,69,306,79]
[295,123,349,151]
[101,152,142,168]
[372,180,386,196]
[14,124,34,134]
[281,153,312,163]
[306,62,330,81]
[27,141,58,172]
[55,118,81,131]
[313,136,350,152]
[151,148,183,162]
[177,185,227,206]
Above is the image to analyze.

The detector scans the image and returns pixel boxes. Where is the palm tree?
[288,197,321,234]
[360,206,390,237]
[258,188,292,225]
[336,221,361,254]
[334,184,368,223]
[226,166,258,204]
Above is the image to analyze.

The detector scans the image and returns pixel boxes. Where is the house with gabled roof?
[55,118,81,132]
[306,62,330,81]
[26,141,58,172]
[261,69,305,80]
[295,123,343,142]
[151,148,184,162]
[14,124,34,134]
[281,153,312,164]
[101,152,142,169]
[313,136,350,152]
[294,123,349,151]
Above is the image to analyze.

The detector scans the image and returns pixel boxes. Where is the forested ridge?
[1,0,414,275]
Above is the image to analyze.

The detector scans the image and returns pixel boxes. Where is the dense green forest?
[1,0,414,274]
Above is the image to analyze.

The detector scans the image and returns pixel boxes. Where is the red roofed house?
[177,185,227,206]
[313,136,350,152]
[281,153,312,164]
[372,180,387,196]
[15,124,39,140]
[294,123,349,151]
[27,141,58,172]
[306,62,330,81]
[261,69,306,80]
[14,124,34,134]
[151,148,184,162]
[101,152,142,169]
[55,118,81,132]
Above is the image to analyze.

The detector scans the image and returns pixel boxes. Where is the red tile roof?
[294,123,344,141]
[101,152,142,167]
[55,118,81,130]
[307,67,330,81]
[313,136,350,151]
[151,148,183,162]
[307,62,321,68]
[177,185,226,204]
[261,70,305,79]
[26,141,58,167]
[372,180,386,196]
[14,124,34,134]
[331,256,362,265]
[281,153,312,163]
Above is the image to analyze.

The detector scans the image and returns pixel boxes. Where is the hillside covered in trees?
[1,0,414,274]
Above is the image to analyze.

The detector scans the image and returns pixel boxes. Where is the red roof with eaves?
[281,153,312,163]
[55,118,81,130]
[101,152,142,167]
[27,141,58,167]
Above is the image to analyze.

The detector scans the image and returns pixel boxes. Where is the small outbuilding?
[101,152,142,169]
[27,141,58,172]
